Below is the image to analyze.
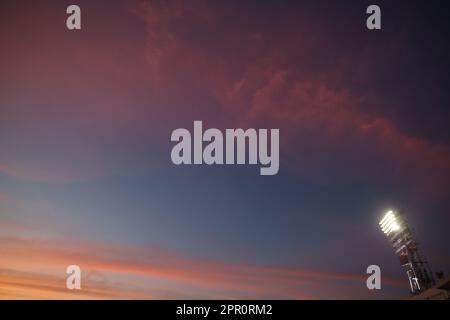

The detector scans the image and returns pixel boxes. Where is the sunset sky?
[1,0,449,299]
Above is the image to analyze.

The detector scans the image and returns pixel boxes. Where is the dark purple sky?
[0,0,449,299]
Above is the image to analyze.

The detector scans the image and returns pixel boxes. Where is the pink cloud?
[1,0,448,198]
[0,236,406,299]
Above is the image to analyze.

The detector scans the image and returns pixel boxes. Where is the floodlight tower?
[379,210,435,295]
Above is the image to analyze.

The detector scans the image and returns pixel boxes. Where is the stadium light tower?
[379,209,435,294]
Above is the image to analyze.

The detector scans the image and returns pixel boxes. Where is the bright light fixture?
[379,210,401,234]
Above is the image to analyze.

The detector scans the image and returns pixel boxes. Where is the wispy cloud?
[0,236,406,299]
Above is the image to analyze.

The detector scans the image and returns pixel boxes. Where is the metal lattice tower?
[379,210,435,294]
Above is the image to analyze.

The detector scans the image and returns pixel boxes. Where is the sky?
[0,0,449,299]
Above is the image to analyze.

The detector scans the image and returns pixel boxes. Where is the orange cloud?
[0,236,406,299]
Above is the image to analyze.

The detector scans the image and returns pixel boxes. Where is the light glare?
[380,210,401,234]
